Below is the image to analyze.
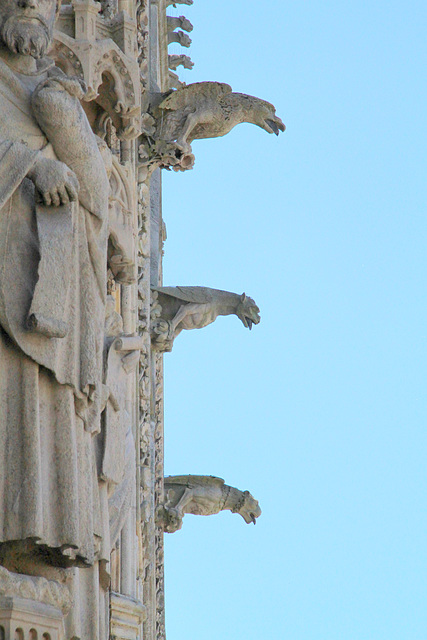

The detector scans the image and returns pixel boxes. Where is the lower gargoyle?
[161,475,261,533]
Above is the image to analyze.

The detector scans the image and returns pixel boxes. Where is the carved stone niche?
[110,592,146,640]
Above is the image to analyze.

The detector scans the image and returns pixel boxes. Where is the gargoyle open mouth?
[244,315,260,330]
[265,118,285,136]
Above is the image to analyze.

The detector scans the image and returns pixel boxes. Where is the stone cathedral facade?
[0,1,283,639]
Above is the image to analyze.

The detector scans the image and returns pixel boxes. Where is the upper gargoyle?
[151,286,261,352]
[154,81,285,154]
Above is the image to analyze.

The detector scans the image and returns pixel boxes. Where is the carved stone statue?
[0,0,110,580]
[151,286,261,352]
[162,476,262,533]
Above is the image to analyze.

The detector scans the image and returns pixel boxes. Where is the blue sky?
[161,2,427,638]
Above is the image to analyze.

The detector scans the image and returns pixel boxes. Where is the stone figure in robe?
[0,0,110,580]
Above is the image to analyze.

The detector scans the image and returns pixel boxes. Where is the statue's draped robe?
[0,57,108,574]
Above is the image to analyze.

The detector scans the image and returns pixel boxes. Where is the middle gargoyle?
[161,475,262,533]
[150,286,260,352]
[141,81,285,171]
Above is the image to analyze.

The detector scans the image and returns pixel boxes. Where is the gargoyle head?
[248,97,285,136]
[236,293,261,330]
[163,507,183,533]
[235,490,262,525]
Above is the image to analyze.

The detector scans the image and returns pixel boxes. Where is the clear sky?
[161,2,427,639]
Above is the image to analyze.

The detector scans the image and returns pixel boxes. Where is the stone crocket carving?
[154,81,285,155]
[151,286,261,352]
[162,476,262,533]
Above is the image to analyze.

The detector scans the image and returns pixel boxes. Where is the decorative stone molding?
[136,163,155,640]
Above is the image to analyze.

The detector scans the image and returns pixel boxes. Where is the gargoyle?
[167,16,193,33]
[154,81,285,155]
[168,30,192,47]
[168,71,186,90]
[166,0,193,6]
[168,54,194,71]
[162,475,262,533]
[150,286,261,352]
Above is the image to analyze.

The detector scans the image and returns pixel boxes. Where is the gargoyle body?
[162,475,262,533]
[151,286,260,352]
[155,81,285,155]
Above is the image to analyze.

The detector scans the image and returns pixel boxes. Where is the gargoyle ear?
[241,292,247,302]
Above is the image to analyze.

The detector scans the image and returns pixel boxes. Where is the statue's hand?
[27,158,80,207]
